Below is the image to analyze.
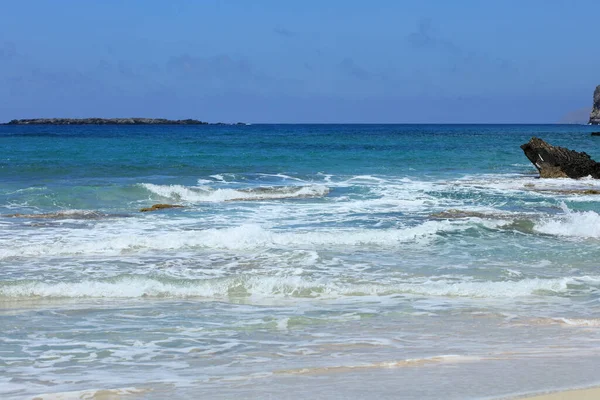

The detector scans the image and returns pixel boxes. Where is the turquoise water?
[2,124,600,399]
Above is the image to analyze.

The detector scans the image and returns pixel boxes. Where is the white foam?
[140,183,329,202]
[0,220,468,258]
[31,387,149,400]
[534,203,600,238]
[345,175,387,183]
[277,354,481,375]
[397,277,572,298]
[449,174,600,195]
[209,174,226,182]
[557,318,600,327]
[0,274,581,300]
[256,173,306,182]
[276,317,290,330]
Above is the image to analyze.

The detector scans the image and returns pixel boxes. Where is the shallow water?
[2,124,600,399]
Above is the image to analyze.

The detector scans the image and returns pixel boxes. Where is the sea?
[2,124,600,400]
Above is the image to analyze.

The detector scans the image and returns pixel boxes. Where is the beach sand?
[515,387,600,400]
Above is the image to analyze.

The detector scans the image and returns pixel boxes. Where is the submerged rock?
[429,209,515,220]
[140,204,184,212]
[590,85,600,125]
[429,209,493,219]
[4,211,111,219]
[520,137,600,178]
[532,189,600,195]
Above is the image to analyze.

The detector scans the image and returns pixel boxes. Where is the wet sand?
[515,386,600,400]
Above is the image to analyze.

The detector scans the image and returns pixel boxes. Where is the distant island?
[2,118,247,126]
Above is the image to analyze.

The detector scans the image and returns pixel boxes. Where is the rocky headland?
[590,85,600,125]
[2,118,247,125]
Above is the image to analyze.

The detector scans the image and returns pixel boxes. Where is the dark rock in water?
[429,209,515,220]
[560,189,600,195]
[591,132,600,136]
[520,137,600,178]
[429,209,493,219]
[590,85,600,125]
[529,188,600,195]
[4,118,208,125]
[140,204,184,212]
[2,211,127,219]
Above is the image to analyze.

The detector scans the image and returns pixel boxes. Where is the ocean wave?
[525,317,600,327]
[140,183,329,202]
[0,274,582,300]
[534,203,600,238]
[0,221,466,258]
[449,174,600,194]
[275,355,480,375]
[554,318,600,327]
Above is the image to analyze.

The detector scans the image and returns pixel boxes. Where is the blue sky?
[0,0,598,123]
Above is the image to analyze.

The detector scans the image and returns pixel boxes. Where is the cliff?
[590,85,600,125]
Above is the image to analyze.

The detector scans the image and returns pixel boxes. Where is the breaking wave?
[0,274,583,300]
[0,221,472,258]
[534,203,600,238]
[275,355,481,375]
[140,183,329,202]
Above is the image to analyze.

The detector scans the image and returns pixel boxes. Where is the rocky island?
[2,118,248,125]
[590,85,600,125]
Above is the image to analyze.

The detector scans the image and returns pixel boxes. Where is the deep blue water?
[3,124,600,182]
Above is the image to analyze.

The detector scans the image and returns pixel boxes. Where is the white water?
[0,274,581,300]
[140,183,330,202]
[4,172,600,400]
[535,203,600,238]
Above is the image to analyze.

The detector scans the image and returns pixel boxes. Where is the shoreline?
[507,386,600,400]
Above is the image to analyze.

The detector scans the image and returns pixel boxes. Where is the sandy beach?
[514,387,600,400]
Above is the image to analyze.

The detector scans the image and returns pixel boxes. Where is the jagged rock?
[590,85,600,125]
[521,137,600,178]
[4,118,208,125]
[140,204,184,212]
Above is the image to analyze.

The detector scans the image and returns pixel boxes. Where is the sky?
[0,0,598,123]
